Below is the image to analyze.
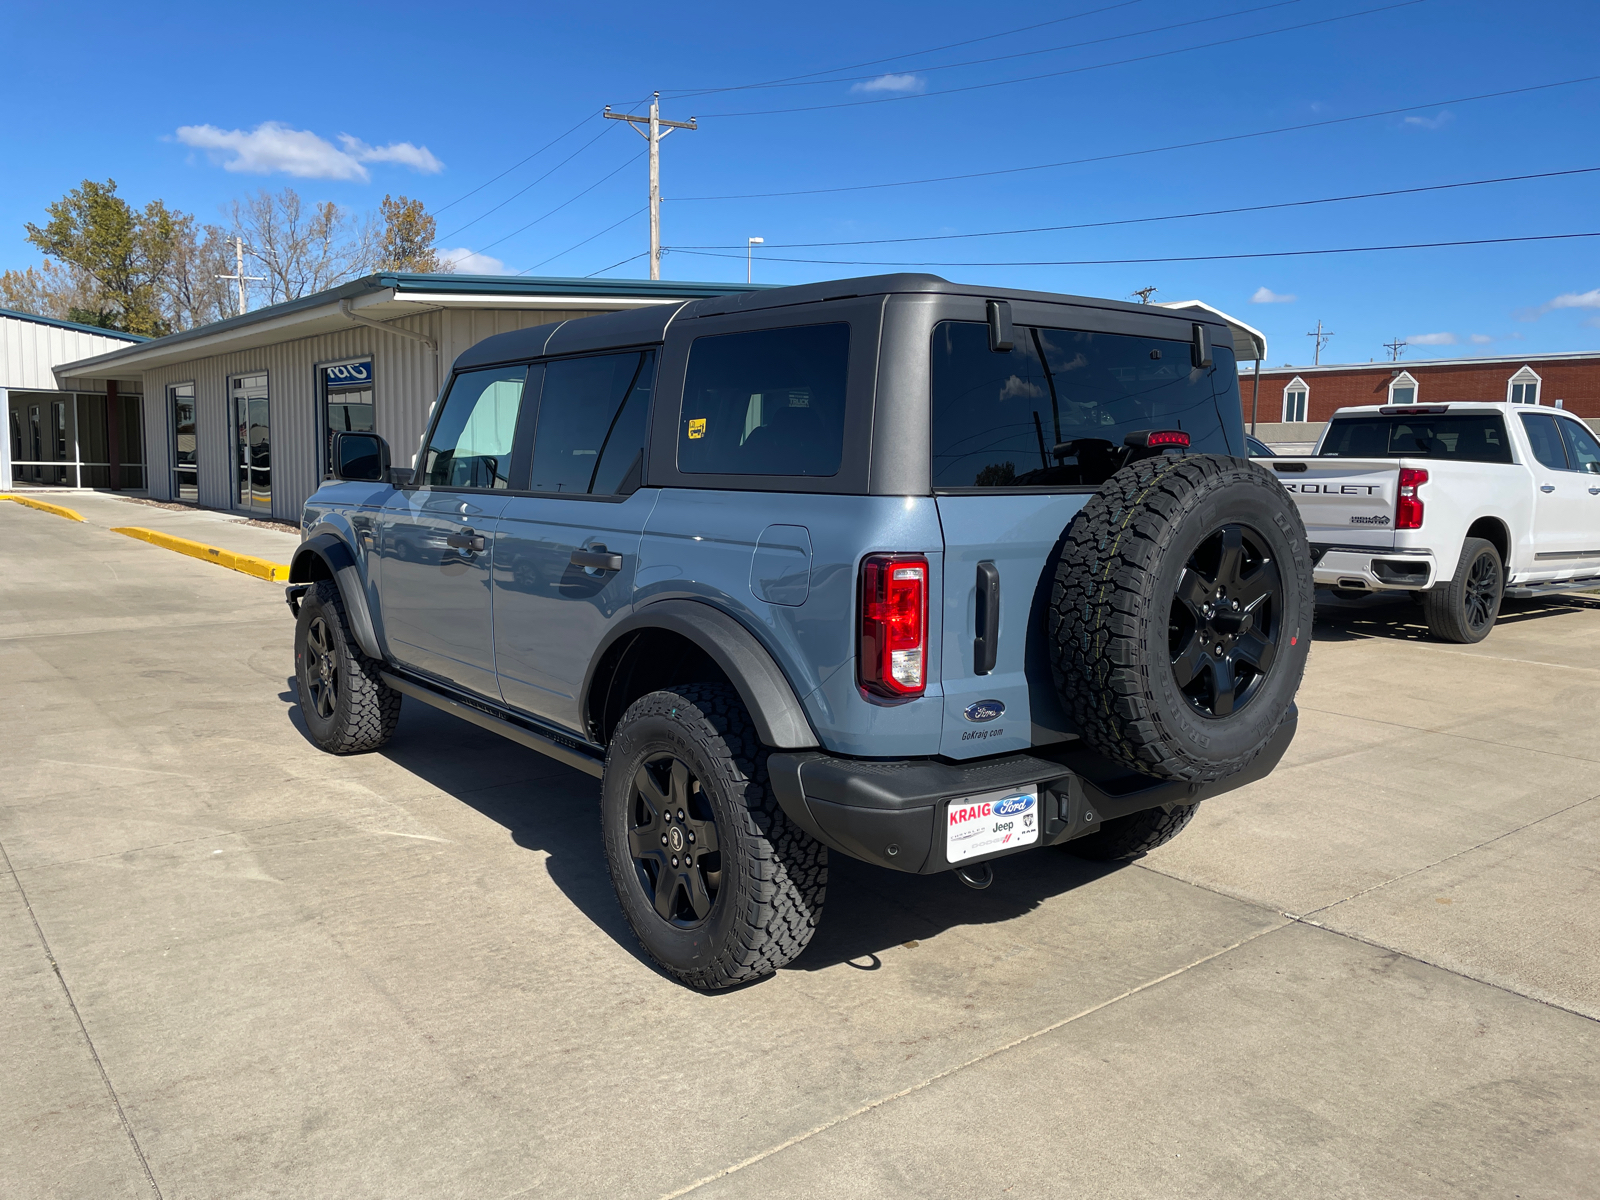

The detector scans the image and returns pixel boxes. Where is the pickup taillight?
[858,554,928,698]
[1397,467,1428,530]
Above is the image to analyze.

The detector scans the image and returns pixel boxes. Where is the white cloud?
[1403,111,1453,130]
[1408,332,1458,346]
[1470,333,1493,345]
[851,73,924,94]
[175,121,442,181]
[1517,288,1600,321]
[437,247,508,275]
[1250,286,1296,304]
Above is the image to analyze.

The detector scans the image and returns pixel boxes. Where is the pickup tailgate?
[1266,458,1399,548]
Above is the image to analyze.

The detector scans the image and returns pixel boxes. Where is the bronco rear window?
[1320,414,1513,463]
[930,320,1238,489]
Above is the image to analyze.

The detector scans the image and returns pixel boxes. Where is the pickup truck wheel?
[1065,802,1199,862]
[600,684,827,990]
[1421,538,1503,644]
[1049,455,1313,783]
[293,580,402,753]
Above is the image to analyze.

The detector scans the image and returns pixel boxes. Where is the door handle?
[974,560,1000,676]
[571,547,623,571]
[1541,485,1556,493]
[446,529,486,552]
[1589,487,1600,495]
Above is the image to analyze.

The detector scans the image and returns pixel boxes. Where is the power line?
[436,120,625,244]
[663,231,1600,269]
[671,166,1600,250]
[695,0,1430,117]
[662,0,1149,98]
[520,207,648,275]
[469,151,646,256]
[431,111,597,217]
[670,74,1600,201]
[684,0,1310,99]
[586,250,650,278]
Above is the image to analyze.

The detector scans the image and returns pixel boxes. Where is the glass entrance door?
[231,373,271,513]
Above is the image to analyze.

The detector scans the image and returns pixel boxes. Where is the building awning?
[1156,300,1267,362]
[54,272,762,382]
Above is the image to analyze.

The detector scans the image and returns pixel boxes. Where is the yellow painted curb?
[0,494,85,522]
[109,526,291,583]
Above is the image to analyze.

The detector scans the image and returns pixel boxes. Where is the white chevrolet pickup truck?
[1262,401,1600,642]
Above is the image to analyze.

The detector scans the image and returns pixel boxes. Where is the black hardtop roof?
[452,274,1223,371]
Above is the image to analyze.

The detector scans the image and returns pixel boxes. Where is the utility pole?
[604,93,697,280]
[1131,285,1158,304]
[217,237,264,317]
[747,237,763,284]
[1383,336,1407,362]
[1306,319,1334,366]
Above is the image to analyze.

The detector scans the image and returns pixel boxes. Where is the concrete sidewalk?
[5,487,300,566]
[2,510,1597,1199]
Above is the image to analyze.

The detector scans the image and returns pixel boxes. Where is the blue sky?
[2,0,1596,367]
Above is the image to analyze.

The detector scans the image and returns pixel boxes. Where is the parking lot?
[3,501,1599,1199]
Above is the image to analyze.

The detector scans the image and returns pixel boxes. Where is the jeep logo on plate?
[964,699,1005,723]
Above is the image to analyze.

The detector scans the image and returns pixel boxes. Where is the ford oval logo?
[994,794,1034,817]
[964,699,1005,723]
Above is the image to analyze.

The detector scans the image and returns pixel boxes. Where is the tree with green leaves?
[376,194,448,273]
[23,179,177,336]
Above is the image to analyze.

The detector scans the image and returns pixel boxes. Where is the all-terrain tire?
[600,684,826,990]
[293,579,402,753]
[1048,454,1313,783]
[1421,537,1503,644]
[1065,803,1199,862]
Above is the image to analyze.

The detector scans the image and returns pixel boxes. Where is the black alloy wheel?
[627,753,723,926]
[1464,549,1502,633]
[304,615,340,721]
[1169,523,1283,718]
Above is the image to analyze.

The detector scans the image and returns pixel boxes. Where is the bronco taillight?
[858,554,929,698]
[1397,467,1428,530]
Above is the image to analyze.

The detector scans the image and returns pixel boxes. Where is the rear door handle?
[974,560,1000,676]
[446,529,486,552]
[571,548,623,571]
[1541,485,1556,493]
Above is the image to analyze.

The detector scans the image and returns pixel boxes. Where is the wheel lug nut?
[688,832,695,843]
[671,856,679,867]
[677,809,685,820]
[661,834,667,845]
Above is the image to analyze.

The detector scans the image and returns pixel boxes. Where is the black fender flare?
[287,533,382,659]
[583,599,819,750]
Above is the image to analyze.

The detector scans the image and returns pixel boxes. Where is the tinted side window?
[424,365,527,489]
[1519,413,1569,470]
[930,321,1235,489]
[1556,418,1600,473]
[530,351,653,494]
[1320,415,1514,463]
[678,324,849,476]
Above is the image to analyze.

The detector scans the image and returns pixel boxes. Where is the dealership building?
[2,307,146,491]
[44,273,748,520]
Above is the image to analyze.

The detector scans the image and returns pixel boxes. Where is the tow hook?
[954,862,994,890]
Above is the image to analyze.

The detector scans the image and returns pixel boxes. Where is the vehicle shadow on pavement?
[1313,589,1600,643]
[283,683,1125,981]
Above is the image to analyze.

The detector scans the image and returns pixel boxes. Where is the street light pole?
[747,237,763,284]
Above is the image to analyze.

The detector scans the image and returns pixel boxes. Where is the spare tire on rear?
[1048,454,1312,784]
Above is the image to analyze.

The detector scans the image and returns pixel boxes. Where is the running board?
[380,671,605,778]
[1505,581,1600,599]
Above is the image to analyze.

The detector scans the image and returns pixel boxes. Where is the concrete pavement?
[2,503,1597,1199]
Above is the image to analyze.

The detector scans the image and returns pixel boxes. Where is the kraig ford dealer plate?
[945,786,1039,864]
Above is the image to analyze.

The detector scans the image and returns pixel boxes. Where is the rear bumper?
[768,707,1297,874]
[1312,545,1436,591]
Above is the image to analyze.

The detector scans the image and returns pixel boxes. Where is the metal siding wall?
[1,315,139,391]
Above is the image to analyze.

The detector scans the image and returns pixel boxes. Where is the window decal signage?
[326,361,372,386]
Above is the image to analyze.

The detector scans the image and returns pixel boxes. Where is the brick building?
[1238,351,1600,428]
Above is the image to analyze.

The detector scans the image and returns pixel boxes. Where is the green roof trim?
[0,305,149,341]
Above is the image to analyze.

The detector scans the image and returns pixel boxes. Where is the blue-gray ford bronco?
[288,274,1312,990]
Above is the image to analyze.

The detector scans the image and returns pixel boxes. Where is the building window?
[1282,377,1309,422]
[1507,366,1541,405]
[169,383,198,501]
[320,359,374,476]
[1388,371,1418,405]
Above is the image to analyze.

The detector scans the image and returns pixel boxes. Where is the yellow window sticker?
[687,418,707,440]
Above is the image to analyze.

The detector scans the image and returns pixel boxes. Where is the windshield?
[1320,414,1513,463]
[930,320,1239,489]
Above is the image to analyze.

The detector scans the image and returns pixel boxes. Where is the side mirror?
[332,432,390,483]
